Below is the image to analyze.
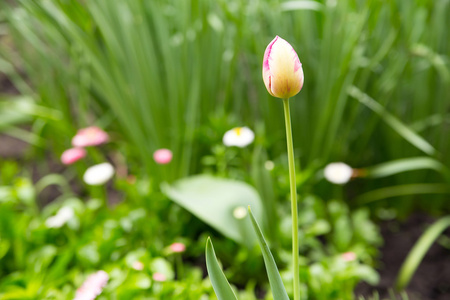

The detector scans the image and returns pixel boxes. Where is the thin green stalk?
[283,98,300,300]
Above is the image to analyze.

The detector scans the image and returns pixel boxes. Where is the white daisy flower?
[324,162,353,185]
[223,127,255,148]
[83,163,115,186]
[233,206,248,220]
[264,160,275,171]
[46,206,74,228]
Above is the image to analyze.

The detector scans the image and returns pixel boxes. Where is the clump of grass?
[1,0,449,208]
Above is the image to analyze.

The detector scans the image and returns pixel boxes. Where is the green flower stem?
[283,98,300,300]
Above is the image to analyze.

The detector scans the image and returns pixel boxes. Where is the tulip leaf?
[205,237,238,300]
[248,207,290,300]
[162,175,263,245]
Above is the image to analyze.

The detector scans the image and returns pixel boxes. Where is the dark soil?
[0,133,29,159]
[0,75,18,95]
[355,214,450,300]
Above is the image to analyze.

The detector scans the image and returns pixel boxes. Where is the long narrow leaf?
[356,184,450,205]
[365,157,450,182]
[396,216,450,290]
[348,86,437,156]
[205,237,238,300]
[248,207,290,300]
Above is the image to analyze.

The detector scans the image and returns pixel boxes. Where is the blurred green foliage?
[0,160,381,298]
[0,0,448,215]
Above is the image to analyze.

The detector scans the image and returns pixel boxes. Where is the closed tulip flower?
[262,36,304,99]
[262,36,304,300]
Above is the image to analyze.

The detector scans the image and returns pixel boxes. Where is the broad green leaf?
[396,216,450,290]
[162,175,263,245]
[205,237,238,300]
[349,86,437,156]
[248,207,290,300]
[354,265,379,286]
[366,157,450,182]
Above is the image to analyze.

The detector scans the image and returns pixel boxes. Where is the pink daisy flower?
[131,261,144,271]
[169,242,186,253]
[61,148,86,165]
[74,270,109,300]
[341,252,357,262]
[153,149,172,164]
[152,272,167,282]
[72,126,109,148]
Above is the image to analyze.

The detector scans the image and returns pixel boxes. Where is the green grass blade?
[410,114,450,133]
[395,216,450,290]
[348,86,437,156]
[280,1,323,12]
[248,207,290,300]
[366,157,450,182]
[356,184,450,205]
[205,237,238,300]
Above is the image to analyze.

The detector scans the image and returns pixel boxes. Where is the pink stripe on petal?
[293,56,302,72]
[263,36,280,97]
[263,36,278,72]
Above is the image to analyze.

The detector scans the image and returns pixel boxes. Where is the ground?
[355,214,450,300]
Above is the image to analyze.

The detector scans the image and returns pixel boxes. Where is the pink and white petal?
[263,36,278,73]
[268,37,303,98]
[262,36,279,97]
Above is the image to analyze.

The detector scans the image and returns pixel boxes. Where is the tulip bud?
[262,36,304,98]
